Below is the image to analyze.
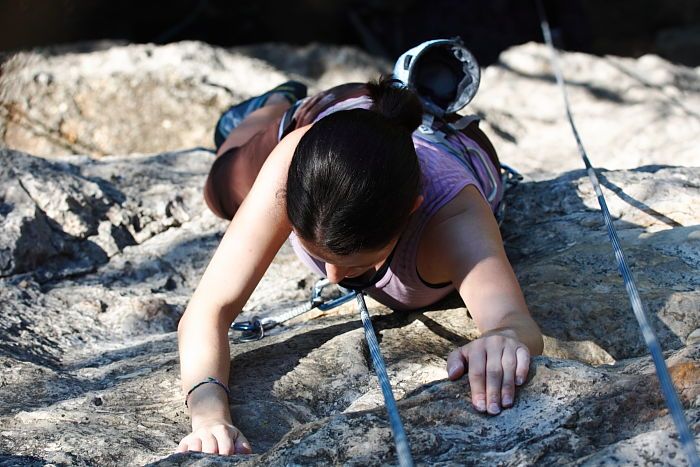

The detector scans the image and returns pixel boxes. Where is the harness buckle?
[419,114,435,134]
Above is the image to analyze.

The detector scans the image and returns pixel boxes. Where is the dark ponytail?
[367,76,423,134]
[286,76,424,256]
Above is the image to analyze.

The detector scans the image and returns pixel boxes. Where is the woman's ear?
[411,195,424,214]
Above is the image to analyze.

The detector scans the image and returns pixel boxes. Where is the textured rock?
[475,43,700,180]
[3,41,699,182]
[0,41,388,158]
[502,166,700,362]
[1,41,699,466]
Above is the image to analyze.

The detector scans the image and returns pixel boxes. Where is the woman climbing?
[176,39,543,455]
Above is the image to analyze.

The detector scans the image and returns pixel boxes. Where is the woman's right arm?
[176,126,311,455]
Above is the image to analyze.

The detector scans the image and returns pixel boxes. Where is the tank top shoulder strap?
[292,83,370,128]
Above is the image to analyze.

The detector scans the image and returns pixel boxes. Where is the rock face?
[0,41,388,158]
[1,41,699,466]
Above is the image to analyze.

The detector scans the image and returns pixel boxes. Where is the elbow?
[527,320,544,356]
[177,310,192,338]
[177,316,187,340]
[531,332,544,356]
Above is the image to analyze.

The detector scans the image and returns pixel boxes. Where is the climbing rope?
[534,2,700,465]
[233,283,414,464]
[357,292,415,467]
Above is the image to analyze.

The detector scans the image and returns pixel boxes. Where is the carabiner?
[230,279,357,343]
[231,318,265,342]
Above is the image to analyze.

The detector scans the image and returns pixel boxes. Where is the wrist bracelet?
[185,376,230,408]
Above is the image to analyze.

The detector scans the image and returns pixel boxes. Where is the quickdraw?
[230,278,357,342]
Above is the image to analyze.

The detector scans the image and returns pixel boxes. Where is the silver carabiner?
[232,317,265,342]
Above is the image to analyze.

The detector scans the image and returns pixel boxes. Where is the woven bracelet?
[185,376,231,408]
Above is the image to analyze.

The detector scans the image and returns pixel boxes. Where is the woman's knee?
[203,151,241,220]
[204,175,236,220]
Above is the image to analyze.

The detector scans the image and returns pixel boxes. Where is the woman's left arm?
[423,185,543,415]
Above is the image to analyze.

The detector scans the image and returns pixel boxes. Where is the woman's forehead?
[297,236,394,265]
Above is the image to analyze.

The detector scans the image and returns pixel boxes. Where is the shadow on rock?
[0,454,49,467]
[501,165,699,362]
[226,311,424,452]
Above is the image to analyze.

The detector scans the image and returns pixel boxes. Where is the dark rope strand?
[357,293,414,467]
[534,1,699,465]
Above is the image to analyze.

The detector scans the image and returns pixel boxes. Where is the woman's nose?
[326,264,347,283]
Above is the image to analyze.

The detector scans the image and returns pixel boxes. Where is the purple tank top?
[289,97,503,310]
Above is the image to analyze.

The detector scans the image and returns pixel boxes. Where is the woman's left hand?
[446,333,530,415]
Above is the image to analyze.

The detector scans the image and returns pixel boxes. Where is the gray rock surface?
[2,41,698,180]
[476,43,700,180]
[1,41,699,465]
[0,41,387,159]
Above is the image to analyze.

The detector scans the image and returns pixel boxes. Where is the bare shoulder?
[423,185,492,240]
[230,124,313,228]
[417,185,501,284]
[262,124,312,174]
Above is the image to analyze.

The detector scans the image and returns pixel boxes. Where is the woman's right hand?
[177,419,252,455]
[176,126,307,458]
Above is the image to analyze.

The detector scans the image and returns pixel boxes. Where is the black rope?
[534,1,699,465]
[357,293,414,467]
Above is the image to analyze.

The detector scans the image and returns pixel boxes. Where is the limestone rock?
[1,148,697,465]
[0,42,388,158]
[474,43,700,180]
[4,41,698,183]
[502,166,700,361]
[0,148,214,279]
[1,41,699,466]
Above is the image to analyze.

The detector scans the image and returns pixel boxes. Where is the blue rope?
[357,293,415,467]
[534,2,699,465]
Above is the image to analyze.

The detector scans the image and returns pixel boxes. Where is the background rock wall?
[0,41,698,465]
[2,0,699,66]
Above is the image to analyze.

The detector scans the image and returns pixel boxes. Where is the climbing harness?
[231,278,356,342]
[413,114,519,225]
[395,37,521,225]
[534,2,700,465]
[415,114,501,205]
